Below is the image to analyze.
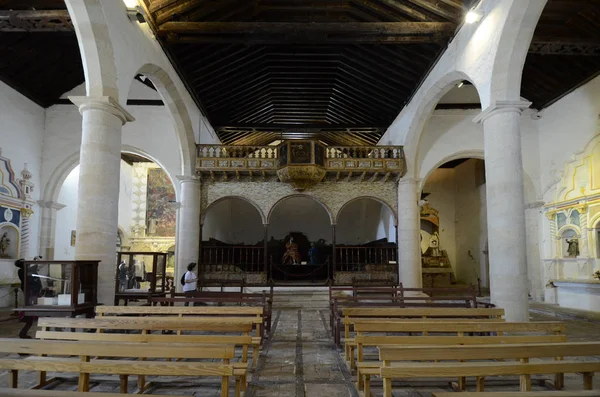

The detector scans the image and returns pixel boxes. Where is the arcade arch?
[336,197,396,245]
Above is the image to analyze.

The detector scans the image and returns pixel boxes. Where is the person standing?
[183,262,198,306]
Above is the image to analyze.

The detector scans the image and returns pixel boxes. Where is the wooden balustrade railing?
[335,246,397,272]
[197,145,278,159]
[197,144,403,160]
[325,146,403,159]
[200,246,264,273]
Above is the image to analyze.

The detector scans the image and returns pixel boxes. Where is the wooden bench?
[433,393,600,397]
[0,390,187,397]
[343,306,505,360]
[154,290,273,337]
[379,342,600,397]
[0,338,245,397]
[38,316,258,367]
[353,320,566,393]
[37,320,260,368]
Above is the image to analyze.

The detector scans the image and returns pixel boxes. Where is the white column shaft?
[397,178,422,288]
[176,177,201,291]
[71,96,133,306]
[482,107,529,322]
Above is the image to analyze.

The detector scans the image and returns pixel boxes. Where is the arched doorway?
[420,157,487,290]
[201,197,265,282]
[267,195,332,284]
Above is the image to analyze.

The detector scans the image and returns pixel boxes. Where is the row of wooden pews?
[329,284,491,346]
[336,303,600,396]
[150,288,273,338]
[0,303,270,396]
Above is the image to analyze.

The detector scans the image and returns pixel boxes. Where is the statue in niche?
[429,232,440,257]
[0,232,10,257]
[566,238,580,257]
[282,236,301,265]
[308,242,318,265]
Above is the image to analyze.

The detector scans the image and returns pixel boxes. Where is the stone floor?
[0,295,599,396]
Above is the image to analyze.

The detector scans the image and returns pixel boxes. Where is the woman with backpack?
[181,262,198,306]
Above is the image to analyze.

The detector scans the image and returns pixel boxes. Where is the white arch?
[42,146,179,205]
[418,150,484,193]
[485,1,548,103]
[130,64,197,176]
[202,196,266,225]
[403,71,480,179]
[267,194,334,225]
[336,196,397,226]
[64,0,119,99]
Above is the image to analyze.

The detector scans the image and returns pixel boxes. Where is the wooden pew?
[152,290,273,337]
[379,342,600,397]
[0,390,187,397]
[329,285,484,341]
[95,305,264,352]
[343,306,505,360]
[353,320,566,393]
[37,316,258,369]
[0,338,243,397]
[433,393,600,397]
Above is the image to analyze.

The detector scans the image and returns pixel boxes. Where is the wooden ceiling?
[0,0,598,145]
[142,0,472,145]
[0,0,83,107]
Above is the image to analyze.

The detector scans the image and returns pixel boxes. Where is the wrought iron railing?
[199,246,264,273]
[335,246,398,272]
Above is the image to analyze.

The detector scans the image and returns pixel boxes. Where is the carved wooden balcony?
[196,141,405,184]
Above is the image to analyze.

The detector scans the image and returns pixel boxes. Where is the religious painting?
[146,168,176,236]
[70,230,76,247]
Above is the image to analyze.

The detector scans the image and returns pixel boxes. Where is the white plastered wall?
[0,81,45,258]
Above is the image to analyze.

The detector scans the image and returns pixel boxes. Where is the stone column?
[397,177,422,288]
[175,176,201,292]
[37,201,66,260]
[69,96,134,305]
[474,100,531,322]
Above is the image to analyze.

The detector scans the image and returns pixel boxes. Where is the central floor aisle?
[247,308,358,397]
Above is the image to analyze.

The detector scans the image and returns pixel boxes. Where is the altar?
[546,279,600,312]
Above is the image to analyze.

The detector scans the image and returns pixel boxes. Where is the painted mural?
[146,168,176,237]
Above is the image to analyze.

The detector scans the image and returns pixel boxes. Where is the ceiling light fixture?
[465,10,482,24]
[465,0,484,24]
[457,81,464,88]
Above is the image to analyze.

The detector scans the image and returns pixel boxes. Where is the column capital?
[473,100,532,124]
[177,175,201,184]
[69,96,135,125]
[37,200,66,211]
[398,176,419,186]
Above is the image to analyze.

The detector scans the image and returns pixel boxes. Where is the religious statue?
[0,232,10,257]
[308,242,318,265]
[429,232,440,257]
[282,236,301,265]
[566,238,580,257]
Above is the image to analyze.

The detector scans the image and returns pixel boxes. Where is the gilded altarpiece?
[544,128,600,299]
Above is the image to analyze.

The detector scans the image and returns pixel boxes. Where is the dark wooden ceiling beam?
[159,21,455,43]
[403,0,459,21]
[0,10,73,32]
[365,0,438,21]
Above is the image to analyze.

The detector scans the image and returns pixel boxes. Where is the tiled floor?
[0,298,599,396]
